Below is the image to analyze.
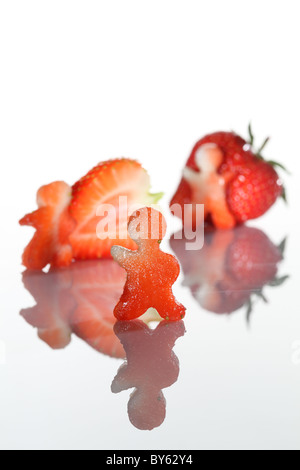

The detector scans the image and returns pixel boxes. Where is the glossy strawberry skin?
[226,160,282,223]
[186,131,253,173]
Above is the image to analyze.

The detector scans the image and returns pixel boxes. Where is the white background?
[0,0,300,450]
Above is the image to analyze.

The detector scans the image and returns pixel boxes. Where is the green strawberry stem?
[149,191,164,204]
[281,186,287,203]
[247,123,289,203]
[248,123,254,147]
[266,160,290,174]
[257,136,270,157]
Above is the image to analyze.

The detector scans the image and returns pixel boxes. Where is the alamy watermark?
[0,340,6,365]
[291,340,300,366]
[96,199,205,250]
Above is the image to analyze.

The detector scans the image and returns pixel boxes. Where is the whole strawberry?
[170,125,287,229]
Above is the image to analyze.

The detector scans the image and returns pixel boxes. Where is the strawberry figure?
[171,126,286,229]
[111,207,186,321]
[111,320,185,430]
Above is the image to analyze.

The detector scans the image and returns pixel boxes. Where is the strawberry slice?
[20,182,75,270]
[69,159,162,260]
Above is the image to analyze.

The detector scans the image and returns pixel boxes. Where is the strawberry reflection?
[21,263,185,431]
[111,320,185,430]
[21,260,126,358]
[171,226,288,321]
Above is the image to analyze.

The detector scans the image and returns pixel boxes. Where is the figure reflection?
[111,320,185,431]
[21,260,126,358]
[171,226,288,321]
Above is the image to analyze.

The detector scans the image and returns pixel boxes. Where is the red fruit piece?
[111,207,186,321]
[227,161,283,223]
[111,320,185,430]
[69,159,162,260]
[19,182,75,270]
[171,130,284,229]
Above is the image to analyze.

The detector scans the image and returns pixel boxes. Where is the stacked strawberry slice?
[20,159,162,270]
[171,126,286,229]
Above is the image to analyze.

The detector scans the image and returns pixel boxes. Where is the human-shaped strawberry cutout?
[111,320,185,430]
[111,207,186,321]
[182,143,236,229]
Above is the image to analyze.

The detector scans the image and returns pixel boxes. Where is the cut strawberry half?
[69,159,163,260]
[20,182,75,270]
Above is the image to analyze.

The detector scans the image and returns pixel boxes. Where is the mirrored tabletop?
[1,203,299,450]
